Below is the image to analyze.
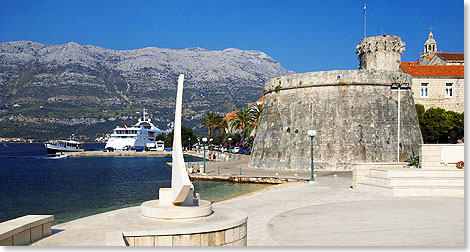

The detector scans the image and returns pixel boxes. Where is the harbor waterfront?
[0,143,464,246]
[30,159,463,246]
[0,143,270,225]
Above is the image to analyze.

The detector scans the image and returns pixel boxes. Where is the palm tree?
[202,112,222,137]
[249,103,263,127]
[230,107,252,143]
[217,118,229,135]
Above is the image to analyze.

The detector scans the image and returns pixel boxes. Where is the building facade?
[401,31,464,113]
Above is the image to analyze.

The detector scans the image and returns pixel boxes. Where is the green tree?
[217,118,229,135]
[202,112,222,137]
[417,107,464,143]
[156,126,197,148]
[230,107,253,143]
[415,104,425,118]
[249,103,263,128]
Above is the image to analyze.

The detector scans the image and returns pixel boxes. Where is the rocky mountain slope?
[0,41,291,140]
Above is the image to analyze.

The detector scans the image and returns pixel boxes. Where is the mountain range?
[0,41,291,140]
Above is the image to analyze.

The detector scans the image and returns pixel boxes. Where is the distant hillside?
[0,41,291,140]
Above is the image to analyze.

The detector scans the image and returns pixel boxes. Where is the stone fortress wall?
[249,35,423,171]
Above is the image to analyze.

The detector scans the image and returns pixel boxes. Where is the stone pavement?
[31,154,464,246]
[216,176,464,246]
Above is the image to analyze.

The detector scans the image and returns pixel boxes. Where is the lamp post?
[209,138,213,161]
[188,138,191,151]
[228,137,232,160]
[391,83,410,162]
[197,138,200,154]
[307,130,317,183]
[202,137,207,173]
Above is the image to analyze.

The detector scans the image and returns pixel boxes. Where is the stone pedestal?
[107,207,248,246]
[141,200,213,219]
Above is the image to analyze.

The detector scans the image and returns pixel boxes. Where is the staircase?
[356,168,464,197]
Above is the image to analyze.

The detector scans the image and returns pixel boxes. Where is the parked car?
[133,147,145,152]
[104,147,115,152]
[122,145,132,151]
[232,147,240,153]
[239,147,247,154]
[244,148,251,155]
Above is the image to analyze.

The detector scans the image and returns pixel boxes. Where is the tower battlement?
[356,35,406,71]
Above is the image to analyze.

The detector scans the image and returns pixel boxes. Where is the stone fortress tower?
[356,34,406,71]
[248,35,423,171]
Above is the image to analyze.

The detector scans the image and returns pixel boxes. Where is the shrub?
[407,156,421,168]
[416,106,464,143]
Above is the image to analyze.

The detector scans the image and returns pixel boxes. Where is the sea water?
[0,143,268,224]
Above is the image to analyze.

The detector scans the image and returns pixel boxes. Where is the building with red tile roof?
[401,65,464,77]
[401,31,464,113]
[224,97,264,121]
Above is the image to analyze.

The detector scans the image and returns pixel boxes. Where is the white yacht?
[105,108,171,150]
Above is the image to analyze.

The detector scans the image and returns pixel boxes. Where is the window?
[445,83,453,98]
[420,83,429,98]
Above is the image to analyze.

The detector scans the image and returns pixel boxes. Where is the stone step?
[357,182,464,197]
[369,168,464,178]
[355,182,394,196]
[364,176,464,187]
[393,186,464,197]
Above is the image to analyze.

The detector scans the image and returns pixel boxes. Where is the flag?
[363,3,366,14]
[124,125,127,129]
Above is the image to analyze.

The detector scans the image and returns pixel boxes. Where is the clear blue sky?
[0,0,464,73]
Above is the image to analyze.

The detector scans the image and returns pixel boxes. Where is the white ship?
[105,108,171,150]
[45,134,84,155]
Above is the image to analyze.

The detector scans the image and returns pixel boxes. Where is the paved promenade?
[32,154,464,246]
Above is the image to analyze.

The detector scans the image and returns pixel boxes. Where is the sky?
[0,0,465,73]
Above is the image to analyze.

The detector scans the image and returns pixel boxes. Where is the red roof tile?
[436,52,464,61]
[224,111,237,120]
[401,64,464,77]
[402,61,419,66]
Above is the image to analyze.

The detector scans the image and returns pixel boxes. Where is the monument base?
[141,200,213,219]
[106,207,248,246]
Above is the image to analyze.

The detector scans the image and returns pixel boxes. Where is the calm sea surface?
[0,143,268,224]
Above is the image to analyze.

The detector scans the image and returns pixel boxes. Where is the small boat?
[45,134,84,155]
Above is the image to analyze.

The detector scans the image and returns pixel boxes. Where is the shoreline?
[48,180,273,226]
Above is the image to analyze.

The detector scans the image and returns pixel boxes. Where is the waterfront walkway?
[185,151,330,181]
[31,155,464,246]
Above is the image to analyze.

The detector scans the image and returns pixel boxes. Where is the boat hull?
[45,143,84,155]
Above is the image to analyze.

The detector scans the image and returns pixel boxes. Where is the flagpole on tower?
[364,2,367,38]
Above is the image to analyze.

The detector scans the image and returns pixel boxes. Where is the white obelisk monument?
[141,74,213,219]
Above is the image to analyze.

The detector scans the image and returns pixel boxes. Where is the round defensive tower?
[356,34,406,71]
[248,35,423,171]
